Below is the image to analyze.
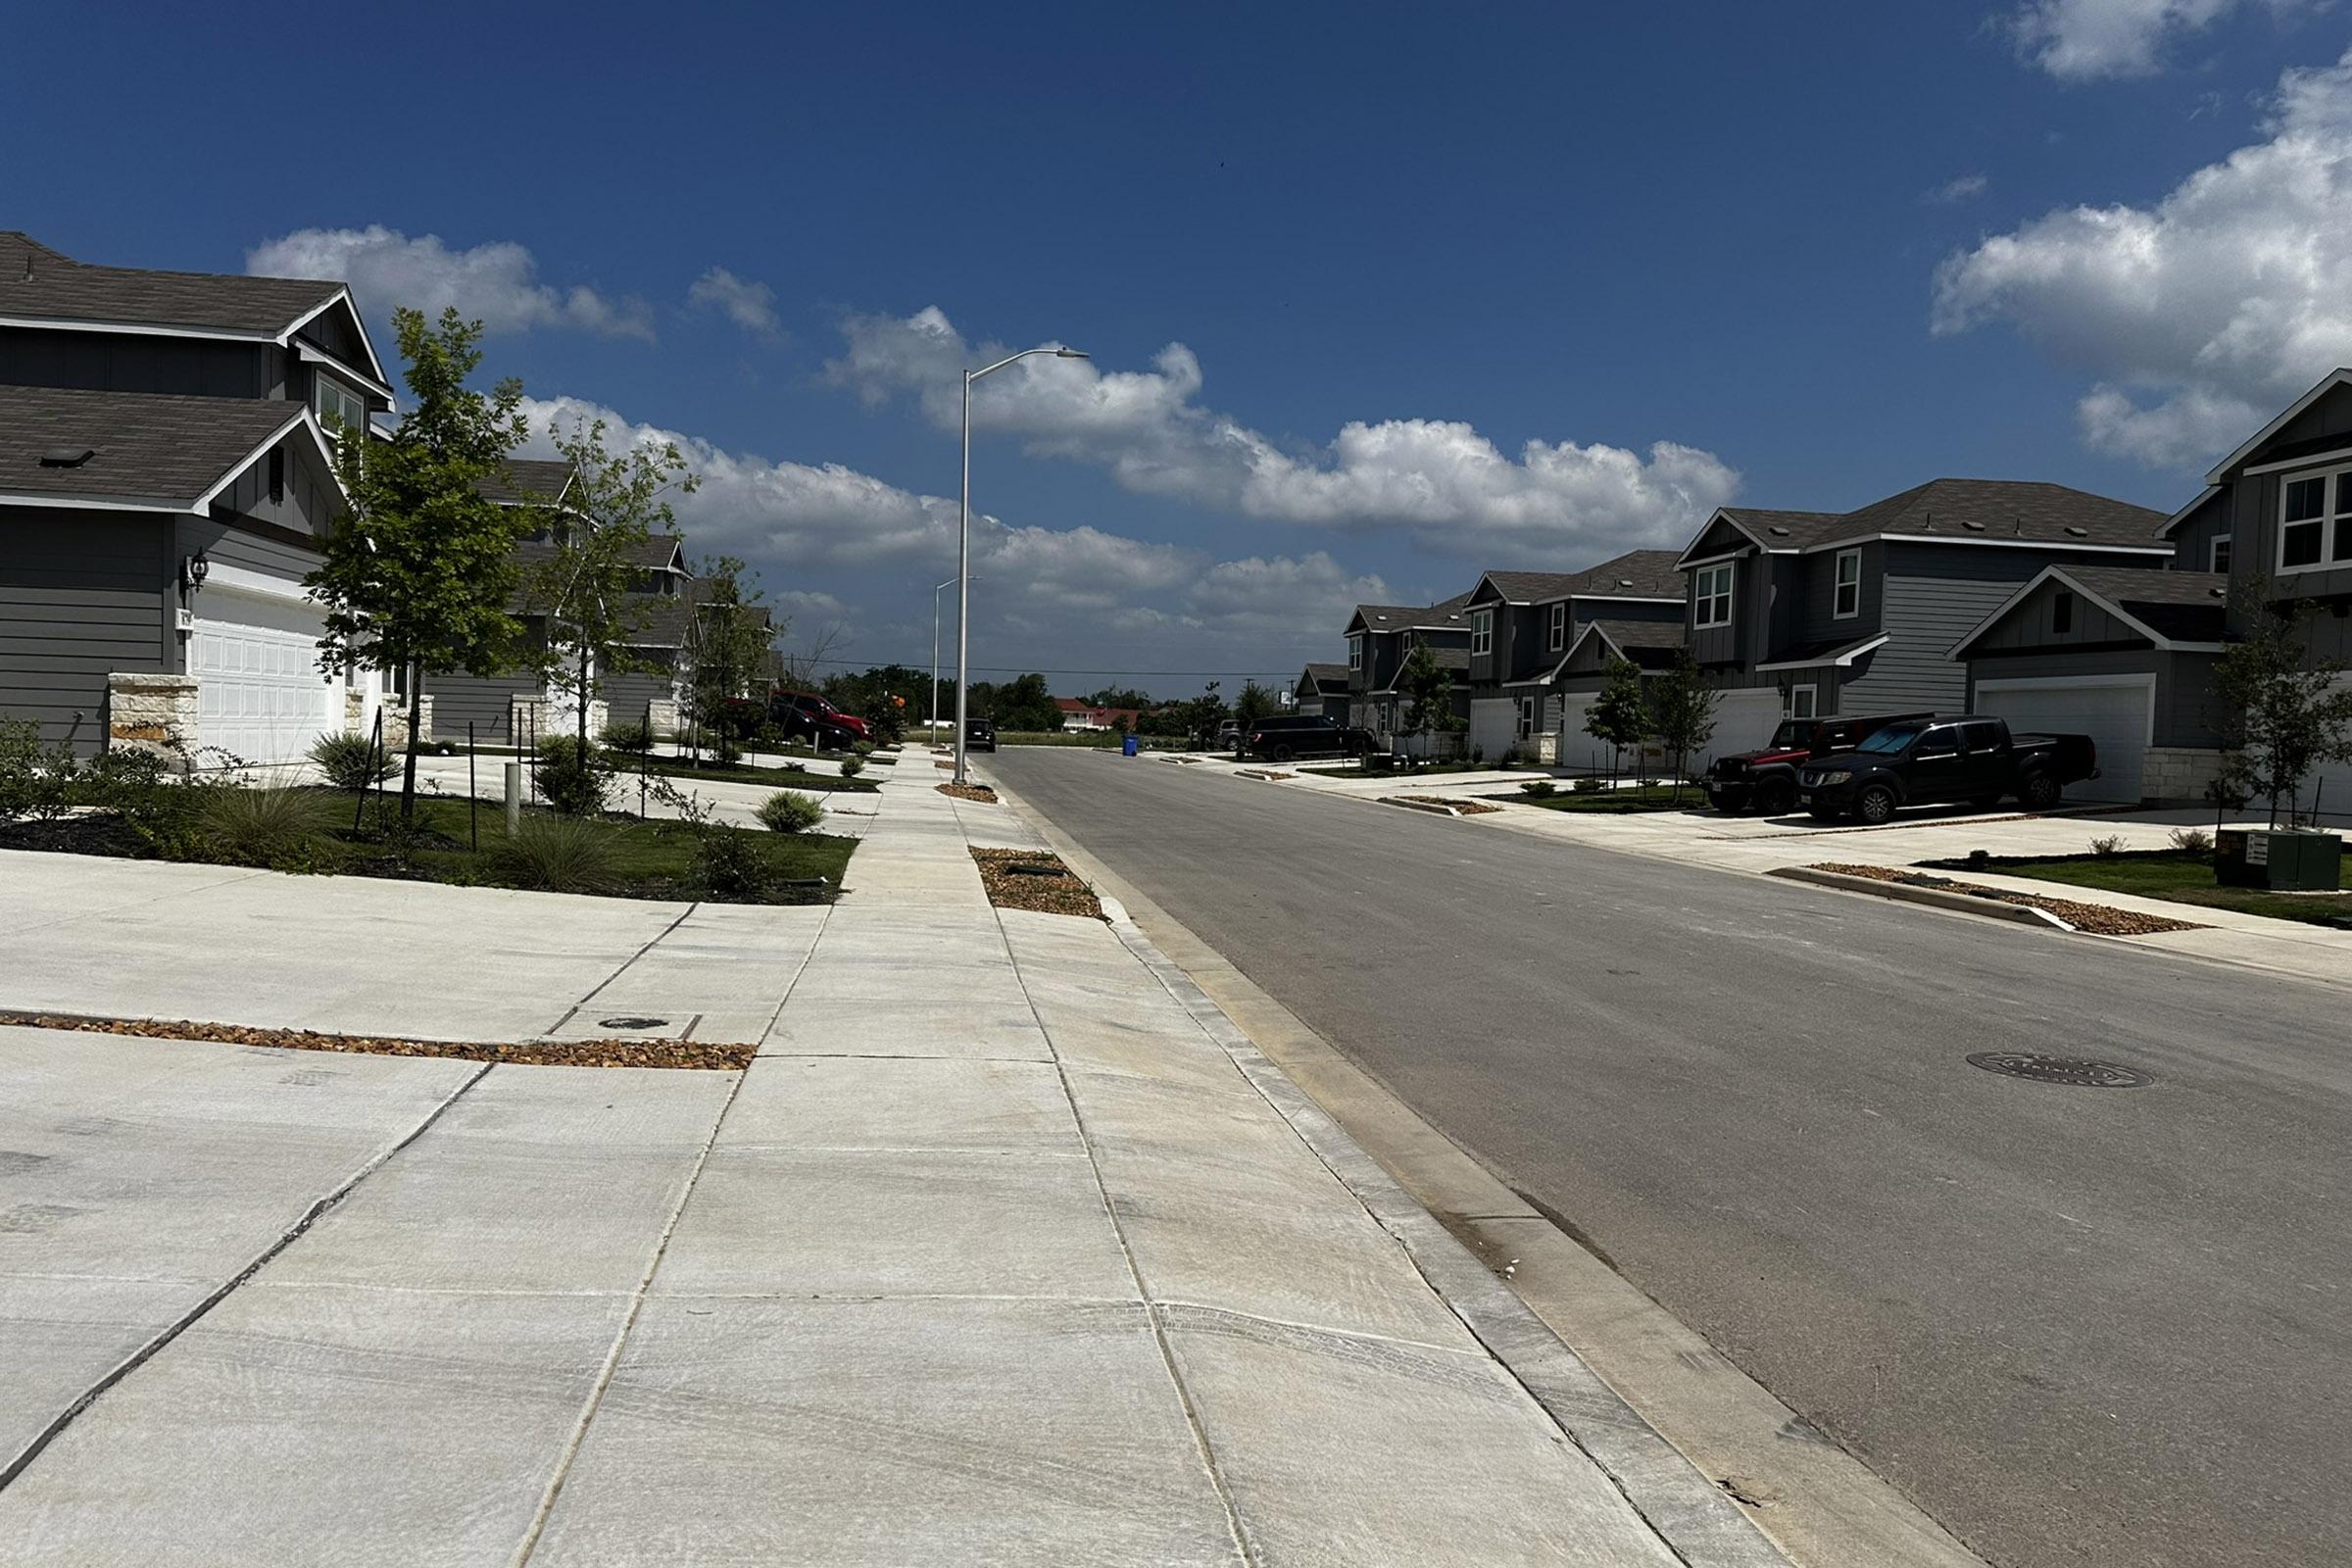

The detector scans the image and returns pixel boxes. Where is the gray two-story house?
[1672,478,2173,771]
[1950,368,2352,813]
[1456,550,1685,760]
[1342,594,1473,749]
[0,231,391,763]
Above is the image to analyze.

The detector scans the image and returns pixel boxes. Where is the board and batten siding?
[1795,541,1884,645]
[0,508,173,748]
[0,327,283,400]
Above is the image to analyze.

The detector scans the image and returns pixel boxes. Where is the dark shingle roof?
[476,459,578,505]
[0,231,344,336]
[623,533,687,569]
[1718,481,2168,554]
[1348,595,1474,634]
[0,385,302,507]
[1579,618,1687,670]
[623,593,697,647]
[1712,507,1848,548]
[2066,566,2230,642]
[1478,550,1687,605]
[1300,662,1349,694]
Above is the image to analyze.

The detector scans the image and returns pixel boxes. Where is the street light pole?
[955,344,1089,785]
[930,574,964,740]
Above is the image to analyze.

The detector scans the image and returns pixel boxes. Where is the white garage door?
[1975,676,2151,805]
[1555,695,1614,772]
[1702,689,1785,769]
[191,585,339,766]
[1468,698,1516,761]
[2304,674,2352,823]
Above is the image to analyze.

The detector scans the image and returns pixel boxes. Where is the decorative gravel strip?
[0,1011,755,1069]
[1398,794,1503,815]
[970,849,1105,920]
[935,760,956,769]
[937,782,999,804]
[1809,863,2204,936]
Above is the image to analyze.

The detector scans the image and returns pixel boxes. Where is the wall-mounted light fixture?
[179,552,210,593]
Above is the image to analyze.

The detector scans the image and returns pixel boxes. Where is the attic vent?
[38,446,94,468]
[2064,525,2089,537]
[1961,519,1985,531]
[2209,586,2227,598]
[1767,525,1791,537]
[1617,578,1635,587]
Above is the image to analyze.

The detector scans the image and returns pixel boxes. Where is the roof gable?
[0,385,318,512]
[1948,564,2230,658]
[2205,368,2352,481]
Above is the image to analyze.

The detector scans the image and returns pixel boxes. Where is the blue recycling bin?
[1122,734,1140,757]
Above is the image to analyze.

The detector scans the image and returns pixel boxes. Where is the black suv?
[964,716,998,753]
[1242,714,1377,761]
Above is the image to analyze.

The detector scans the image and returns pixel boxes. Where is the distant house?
[1343,594,1474,749]
[1457,550,1686,761]
[1672,478,2172,769]
[1289,662,1350,721]
[0,232,390,763]
[1545,619,1690,771]
[1054,698,1142,731]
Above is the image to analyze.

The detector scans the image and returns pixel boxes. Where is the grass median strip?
[970,848,1105,919]
[0,1011,756,1068]
[1811,862,2204,936]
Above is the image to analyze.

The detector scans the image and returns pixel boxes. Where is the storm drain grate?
[1966,1052,2151,1089]
[598,1016,671,1031]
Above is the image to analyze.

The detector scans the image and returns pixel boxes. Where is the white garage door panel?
[1975,678,2150,805]
[192,586,338,766]
[1703,689,1784,768]
[2305,674,2352,823]
[1468,698,1516,760]
[1556,697,1613,772]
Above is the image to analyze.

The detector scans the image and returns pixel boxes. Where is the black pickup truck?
[1796,716,2099,824]
[1704,710,1932,814]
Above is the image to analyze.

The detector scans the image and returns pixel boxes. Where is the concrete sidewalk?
[0,752,1785,1565]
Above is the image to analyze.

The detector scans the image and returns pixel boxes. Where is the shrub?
[851,739,875,758]
[1518,779,1558,799]
[601,719,655,755]
[2168,826,2216,855]
[1571,775,1604,794]
[487,814,616,894]
[757,790,825,834]
[199,785,326,867]
[695,823,770,899]
[2088,834,2127,858]
[0,721,81,823]
[309,732,395,790]
[838,755,865,780]
[533,735,613,815]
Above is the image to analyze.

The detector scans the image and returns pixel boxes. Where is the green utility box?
[2216,828,2343,891]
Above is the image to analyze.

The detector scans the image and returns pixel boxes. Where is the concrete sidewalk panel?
[1067,1068,1469,1348]
[0,1283,624,1567]
[722,1056,1081,1154]
[651,1146,1130,1300]
[261,1064,733,1295]
[528,1296,1240,1567]
[760,995,1051,1060]
[1160,1303,1683,1568]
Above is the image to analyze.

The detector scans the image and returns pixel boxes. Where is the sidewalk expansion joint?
[0,1058,497,1495]
[544,901,705,1037]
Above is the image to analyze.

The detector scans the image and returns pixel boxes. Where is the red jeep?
[1702,711,1931,814]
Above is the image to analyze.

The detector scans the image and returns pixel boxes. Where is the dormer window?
[2279,468,2352,572]
[313,371,367,436]
[1693,563,1735,629]
[1347,633,1362,671]
[1833,548,1861,618]
[1470,609,1493,658]
[1546,602,1566,652]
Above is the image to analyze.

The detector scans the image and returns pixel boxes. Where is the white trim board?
[201,562,320,604]
[1755,632,1889,672]
[2206,367,2352,482]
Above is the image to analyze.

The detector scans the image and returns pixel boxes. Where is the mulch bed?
[1397,795,1503,815]
[970,849,1104,919]
[937,783,999,804]
[1809,863,2204,936]
[1235,769,1296,781]
[0,1011,755,1069]
[935,760,956,769]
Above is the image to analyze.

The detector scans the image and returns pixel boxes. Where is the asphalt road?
[988,749,2352,1568]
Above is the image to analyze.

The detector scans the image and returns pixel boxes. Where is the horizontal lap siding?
[430,669,540,743]
[1842,547,2056,714]
[0,510,170,748]
[603,666,675,726]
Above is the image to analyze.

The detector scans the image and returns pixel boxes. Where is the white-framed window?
[313,371,367,435]
[2278,466,2352,572]
[1347,633,1362,671]
[1517,697,1537,739]
[1787,683,1818,720]
[1546,602,1567,652]
[1833,548,1861,619]
[2210,534,2231,574]
[1471,608,1494,657]
[1693,563,1735,629]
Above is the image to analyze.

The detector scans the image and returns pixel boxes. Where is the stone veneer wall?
[2144,745,2228,807]
[337,688,433,748]
[647,698,681,738]
[105,673,198,764]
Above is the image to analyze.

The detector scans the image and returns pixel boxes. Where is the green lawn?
[1494,784,1695,813]
[1965,851,2352,926]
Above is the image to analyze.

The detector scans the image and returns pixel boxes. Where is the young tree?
[2212,582,2352,826]
[686,556,779,763]
[1183,680,1228,748]
[308,308,532,823]
[1399,641,1465,762]
[523,416,698,760]
[1234,679,1276,727]
[1584,656,1650,785]
[1645,650,1720,802]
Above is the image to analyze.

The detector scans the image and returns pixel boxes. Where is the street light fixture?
[955,345,1088,783]
[930,573,978,739]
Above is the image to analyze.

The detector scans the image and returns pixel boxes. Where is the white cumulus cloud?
[1925,172,1991,204]
[247,226,654,340]
[824,309,1738,558]
[687,267,781,337]
[1934,44,2352,465]
[2003,0,2309,80]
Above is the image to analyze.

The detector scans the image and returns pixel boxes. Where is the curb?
[1377,795,1465,817]
[1768,865,2073,931]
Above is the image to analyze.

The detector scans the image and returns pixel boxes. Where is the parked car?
[1215,719,1242,751]
[770,690,867,750]
[1242,714,1379,762]
[1704,711,1933,814]
[1797,717,2098,824]
[964,716,998,753]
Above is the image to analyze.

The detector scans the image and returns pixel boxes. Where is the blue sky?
[9,1,2351,693]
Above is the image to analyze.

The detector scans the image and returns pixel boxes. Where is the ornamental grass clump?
[488,813,616,894]
[199,785,328,867]
[757,790,825,834]
[309,732,396,790]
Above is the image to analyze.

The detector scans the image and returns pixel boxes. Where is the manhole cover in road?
[1966,1052,2151,1089]
[598,1016,670,1031]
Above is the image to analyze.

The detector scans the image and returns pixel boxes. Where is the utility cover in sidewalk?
[1966,1052,2150,1089]
[600,1016,670,1030]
